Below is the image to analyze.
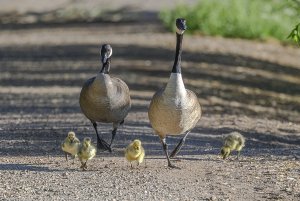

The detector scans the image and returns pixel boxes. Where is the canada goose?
[148,18,202,168]
[79,44,131,152]
[61,131,81,162]
[221,132,245,160]
[78,137,97,170]
[125,139,145,168]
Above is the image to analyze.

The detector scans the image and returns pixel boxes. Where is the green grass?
[160,0,300,41]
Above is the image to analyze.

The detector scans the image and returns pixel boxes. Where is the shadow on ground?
[0,163,61,172]
[0,32,299,159]
[0,120,299,158]
[1,44,299,121]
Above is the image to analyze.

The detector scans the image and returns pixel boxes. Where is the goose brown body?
[148,74,201,139]
[80,74,131,124]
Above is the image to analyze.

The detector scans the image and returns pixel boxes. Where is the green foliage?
[288,1,300,45]
[288,23,300,45]
[160,0,299,41]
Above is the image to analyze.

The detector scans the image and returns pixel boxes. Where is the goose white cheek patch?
[176,28,185,35]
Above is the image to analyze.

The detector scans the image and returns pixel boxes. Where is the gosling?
[79,44,131,152]
[221,132,245,160]
[78,137,97,170]
[148,18,201,168]
[61,131,81,162]
[125,139,145,168]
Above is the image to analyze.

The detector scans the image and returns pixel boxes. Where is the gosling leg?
[64,152,68,161]
[72,155,76,164]
[80,161,85,169]
[237,151,241,160]
[83,162,87,170]
[170,131,190,158]
[92,122,112,152]
[80,162,87,171]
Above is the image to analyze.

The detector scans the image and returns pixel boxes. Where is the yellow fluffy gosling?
[78,137,97,170]
[125,139,145,168]
[148,18,201,168]
[61,131,81,162]
[221,132,245,160]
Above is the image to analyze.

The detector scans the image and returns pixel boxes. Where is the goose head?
[176,18,187,35]
[100,44,113,73]
[101,44,112,63]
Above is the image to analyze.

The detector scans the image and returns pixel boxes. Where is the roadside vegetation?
[160,0,300,42]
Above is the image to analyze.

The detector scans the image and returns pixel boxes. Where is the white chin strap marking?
[176,28,185,34]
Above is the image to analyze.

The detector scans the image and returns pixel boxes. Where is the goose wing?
[110,77,131,112]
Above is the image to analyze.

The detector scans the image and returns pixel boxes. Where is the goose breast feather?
[148,88,201,136]
[79,76,131,123]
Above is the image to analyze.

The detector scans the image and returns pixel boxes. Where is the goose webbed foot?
[92,122,112,152]
[96,137,112,152]
[168,163,181,169]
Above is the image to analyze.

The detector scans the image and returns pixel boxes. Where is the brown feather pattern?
[148,74,201,138]
[79,74,131,124]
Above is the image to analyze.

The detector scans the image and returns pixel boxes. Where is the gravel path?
[0,1,300,200]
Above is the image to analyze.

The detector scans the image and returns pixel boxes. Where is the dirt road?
[0,2,300,200]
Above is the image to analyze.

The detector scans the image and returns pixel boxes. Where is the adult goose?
[148,18,201,168]
[80,44,131,152]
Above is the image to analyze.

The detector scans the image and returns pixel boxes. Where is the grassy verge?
[160,0,299,41]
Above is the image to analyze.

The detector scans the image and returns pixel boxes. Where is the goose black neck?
[100,58,111,74]
[172,33,183,74]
